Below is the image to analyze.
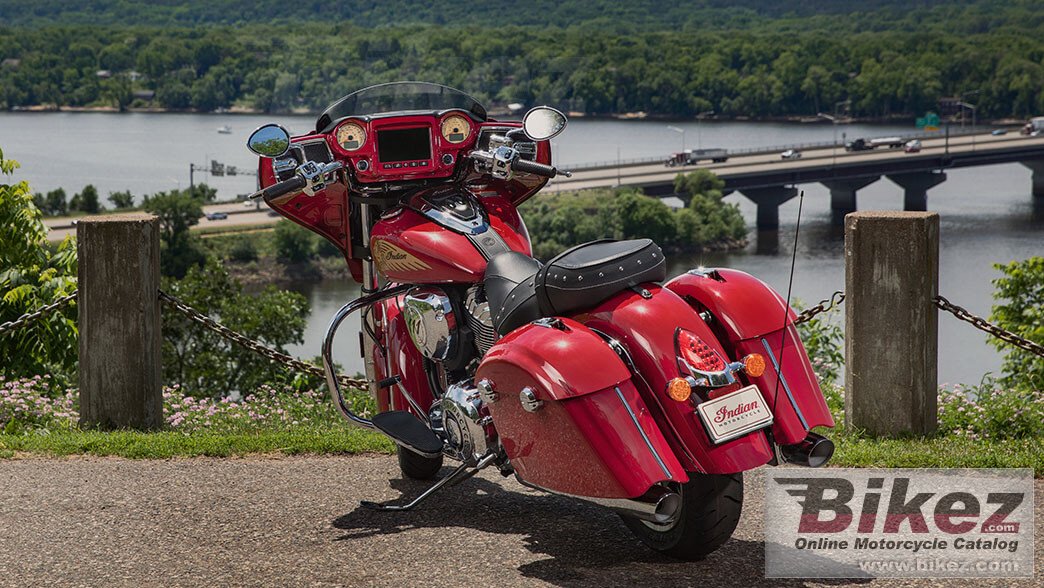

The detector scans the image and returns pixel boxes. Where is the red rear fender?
[665,269,835,444]
[578,286,775,474]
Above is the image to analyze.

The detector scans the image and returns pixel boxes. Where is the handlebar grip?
[512,157,558,178]
[261,175,307,200]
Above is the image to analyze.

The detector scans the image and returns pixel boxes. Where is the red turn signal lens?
[743,353,767,378]
[677,329,726,372]
[666,377,692,402]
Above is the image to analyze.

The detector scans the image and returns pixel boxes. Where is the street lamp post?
[666,125,686,152]
[818,112,839,166]
[695,110,714,151]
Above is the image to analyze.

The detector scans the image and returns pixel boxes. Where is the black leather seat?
[484,252,543,335]
[484,239,666,336]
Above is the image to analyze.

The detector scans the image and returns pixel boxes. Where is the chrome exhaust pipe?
[780,431,835,468]
[516,477,682,524]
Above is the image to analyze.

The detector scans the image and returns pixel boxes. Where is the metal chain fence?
[157,290,369,390]
[790,289,1043,359]
[0,292,78,336]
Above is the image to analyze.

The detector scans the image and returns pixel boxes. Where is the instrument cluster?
[329,110,480,184]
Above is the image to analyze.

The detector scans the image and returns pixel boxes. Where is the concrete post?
[1020,159,1044,197]
[823,176,879,224]
[845,211,938,437]
[77,214,163,429]
[888,171,947,211]
[739,186,798,229]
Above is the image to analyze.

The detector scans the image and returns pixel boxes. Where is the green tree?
[101,76,133,112]
[0,148,78,380]
[989,257,1044,391]
[70,184,102,214]
[107,190,134,209]
[273,220,315,263]
[142,188,205,278]
[161,257,309,398]
[44,188,67,217]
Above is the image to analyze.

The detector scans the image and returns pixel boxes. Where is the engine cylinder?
[402,286,457,361]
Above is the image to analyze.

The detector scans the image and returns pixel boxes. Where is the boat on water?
[217,125,232,134]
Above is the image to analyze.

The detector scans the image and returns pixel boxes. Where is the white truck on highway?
[1020,117,1044,136]
[664,148,729,166]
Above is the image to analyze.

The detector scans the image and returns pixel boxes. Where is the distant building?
[133,90,155,102]
[1,58,20,69]
[96,70,113,79]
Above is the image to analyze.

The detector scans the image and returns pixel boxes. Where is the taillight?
[676,328,726,373]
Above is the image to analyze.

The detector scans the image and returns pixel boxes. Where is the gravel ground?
[0,456,1038,587]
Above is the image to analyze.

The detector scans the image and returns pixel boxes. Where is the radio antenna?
[772,190,804,413]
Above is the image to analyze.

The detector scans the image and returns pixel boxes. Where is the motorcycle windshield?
[316,82,488,132]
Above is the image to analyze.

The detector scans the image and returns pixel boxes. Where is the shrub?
[989,257,1044,391]
[273,220,314,263]
[228,237,259,262]
[938,379,1044,440]
[0,148,78,382]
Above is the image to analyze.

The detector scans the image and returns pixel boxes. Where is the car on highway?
[991,129,1008,136]
[903,139,922,153]
[780,149,801,160]
[205,212,229,220]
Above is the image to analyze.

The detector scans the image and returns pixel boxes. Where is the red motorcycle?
[247,82,835,560]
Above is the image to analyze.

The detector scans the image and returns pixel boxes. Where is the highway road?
[547,131,1044,192]
[43,130,1044,241]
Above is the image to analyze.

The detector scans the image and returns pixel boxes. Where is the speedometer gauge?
[440,115,471,144]
[336,122,366,151]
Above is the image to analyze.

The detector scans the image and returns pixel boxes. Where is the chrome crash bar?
[322,283,412,429]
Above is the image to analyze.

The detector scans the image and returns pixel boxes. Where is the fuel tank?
[369,186,531,284]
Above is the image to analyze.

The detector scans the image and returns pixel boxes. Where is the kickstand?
[361,453,496,512]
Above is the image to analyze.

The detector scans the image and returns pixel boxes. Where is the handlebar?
[512,157,558,178]
[249,160,343,201]
[256,175,307,200]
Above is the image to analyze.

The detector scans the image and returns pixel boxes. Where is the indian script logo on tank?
[372,240,430,273]
[764,468,1033,579]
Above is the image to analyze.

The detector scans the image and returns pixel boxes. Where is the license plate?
[695,384,773,444]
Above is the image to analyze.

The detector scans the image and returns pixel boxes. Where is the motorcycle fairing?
[665,269,835,445]
[476,318,687,499]
[372,297,436,416]
[579,285,776,474]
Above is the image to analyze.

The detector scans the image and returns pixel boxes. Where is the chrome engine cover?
[402,286,457,361]
[465,285,496,356]
[437,381,490,465]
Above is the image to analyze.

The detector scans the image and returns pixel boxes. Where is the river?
[1,112,1041,385]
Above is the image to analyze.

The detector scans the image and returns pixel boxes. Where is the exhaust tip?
[781,432,835,468]
[652,492,683,524]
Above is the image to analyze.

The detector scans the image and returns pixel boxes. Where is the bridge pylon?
[738,186,798,229]
[1021,159,1044,198]
[822,176,880,224]
[888,171,947,212]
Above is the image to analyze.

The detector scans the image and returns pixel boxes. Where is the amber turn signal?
[666,377,692,402]
[743,353,766,378]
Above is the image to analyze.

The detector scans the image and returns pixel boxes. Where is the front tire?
[396,446,443,480]
[622,473,743,561]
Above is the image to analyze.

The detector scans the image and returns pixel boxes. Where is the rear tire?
[622,473,743,561]
[396,446,443,480]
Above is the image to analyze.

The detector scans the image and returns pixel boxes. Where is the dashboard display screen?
[377,127,431,162]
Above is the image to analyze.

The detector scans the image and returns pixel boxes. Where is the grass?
[0,427,393,459]
[831,435,1043,474]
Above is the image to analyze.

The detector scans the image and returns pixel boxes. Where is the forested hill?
[1,1,1042,119]
[1,0,1042,34]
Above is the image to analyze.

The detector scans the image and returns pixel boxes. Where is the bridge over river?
[552,131,1044,228]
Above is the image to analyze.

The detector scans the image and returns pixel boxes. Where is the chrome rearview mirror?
[247,123,291,158]
[522,106,567,141]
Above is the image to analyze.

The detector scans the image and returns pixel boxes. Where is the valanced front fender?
[476,318,687,499]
